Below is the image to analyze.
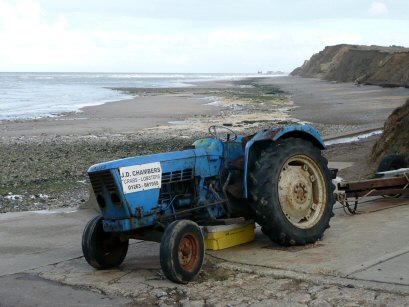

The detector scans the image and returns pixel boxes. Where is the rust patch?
[265,127,284,140]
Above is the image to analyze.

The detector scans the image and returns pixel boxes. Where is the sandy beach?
[0,79,292,138]
[2,76,408,139]
[269,77,409,126]
[0,93,220,137]
[1,76,409,213]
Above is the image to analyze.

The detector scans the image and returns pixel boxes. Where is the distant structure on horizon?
[266,71,286,75]
[257,70,286,75]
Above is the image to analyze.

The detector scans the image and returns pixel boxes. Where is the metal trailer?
[335,168,409,214]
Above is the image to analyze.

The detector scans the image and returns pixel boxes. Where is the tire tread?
[249,138,335,246]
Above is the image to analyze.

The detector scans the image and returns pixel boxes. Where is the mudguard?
[243,125,326,198]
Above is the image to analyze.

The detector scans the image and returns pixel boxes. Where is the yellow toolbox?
[203,220,255,250]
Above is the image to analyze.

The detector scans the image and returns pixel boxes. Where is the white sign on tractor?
[119,162,162,194]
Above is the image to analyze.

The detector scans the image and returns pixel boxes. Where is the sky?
[0,0,408,73]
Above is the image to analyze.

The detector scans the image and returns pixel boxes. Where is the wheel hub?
[179,238,194,265]
[178,234,200,272]
[279,164,313,220]
[278,155,327,229]
[293,182,308,203]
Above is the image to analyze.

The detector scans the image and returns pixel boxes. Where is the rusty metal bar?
[345,188,409,198]
[157,200,227,222]
[336,173,409,214]
[338,177,407,192]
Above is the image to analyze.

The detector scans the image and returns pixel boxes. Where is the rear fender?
[243,125,326,198]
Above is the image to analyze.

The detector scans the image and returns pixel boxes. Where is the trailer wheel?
[160,220,205,284]
[249,138,335,246]
[376,154,407,197]
[377,154,407,173]
[82,215,129,269]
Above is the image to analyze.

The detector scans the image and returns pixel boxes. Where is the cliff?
[372,98,409,161]
[291,44,409,87]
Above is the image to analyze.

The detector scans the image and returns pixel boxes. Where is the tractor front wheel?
[160,220,205,284]
[82,215,129,269]
[249,138,335,246]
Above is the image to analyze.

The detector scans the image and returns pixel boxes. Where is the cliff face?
[291,44,409,87]
[372,98,409,161]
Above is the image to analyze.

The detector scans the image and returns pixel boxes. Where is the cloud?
[0,0,95,70]
[0,0,408,72]
[369,2,388,16]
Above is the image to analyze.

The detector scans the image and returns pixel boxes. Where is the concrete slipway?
[1,196,409,305]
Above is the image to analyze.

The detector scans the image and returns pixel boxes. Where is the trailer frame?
[335,168,409,214]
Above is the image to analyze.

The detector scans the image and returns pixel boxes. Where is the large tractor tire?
[249,138,335,246]
[82,215,129,269]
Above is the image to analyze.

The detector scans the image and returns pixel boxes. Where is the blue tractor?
[82,125,335,283]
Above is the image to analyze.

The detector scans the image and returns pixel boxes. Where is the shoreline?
[0,95,221,138]
[1,76,409,213]
[2,76,409,139]
[0,77,293,138]
[0,74,285,128]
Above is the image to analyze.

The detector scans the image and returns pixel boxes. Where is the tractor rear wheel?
[82,215,129,269]
[160,220,205,284]
[249,138,335,246]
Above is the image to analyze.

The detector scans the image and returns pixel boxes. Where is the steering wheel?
[208,125,238,142]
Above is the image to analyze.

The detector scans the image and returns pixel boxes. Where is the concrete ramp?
[0,208,95,276]
[1,197,409,299]
[208,198,409,286]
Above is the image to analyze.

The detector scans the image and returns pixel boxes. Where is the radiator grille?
[161,168,193,184]
[89,170,118,194]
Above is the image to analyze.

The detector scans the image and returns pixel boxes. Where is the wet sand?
[0,94,221,137]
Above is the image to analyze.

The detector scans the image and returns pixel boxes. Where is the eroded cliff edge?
[291,44,409,88]
[372,98,409,161]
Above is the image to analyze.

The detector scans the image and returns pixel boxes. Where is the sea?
[0,72,284,121]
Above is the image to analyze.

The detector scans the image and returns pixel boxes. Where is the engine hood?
[88,149,197,173]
